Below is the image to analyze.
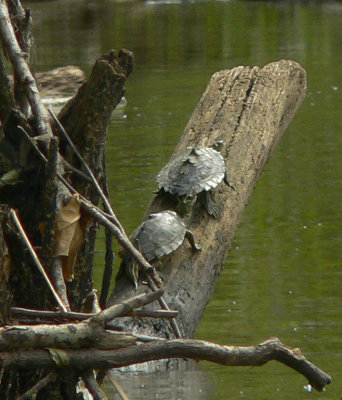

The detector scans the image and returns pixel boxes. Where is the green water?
[29,0,342,398]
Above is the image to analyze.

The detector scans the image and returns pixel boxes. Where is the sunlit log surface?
[110,60,307,339]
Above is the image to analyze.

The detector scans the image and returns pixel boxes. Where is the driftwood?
[110,60,307,340]
[0,337,331,392]
[0,290,164,350]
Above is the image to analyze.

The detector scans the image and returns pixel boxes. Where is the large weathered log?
[110,60,307,339]
[0,337,330,391]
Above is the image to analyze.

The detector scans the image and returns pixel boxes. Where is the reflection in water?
[104,363,212,399]
[29,0,342,398]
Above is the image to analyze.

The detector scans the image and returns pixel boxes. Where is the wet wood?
[110,60,307,339]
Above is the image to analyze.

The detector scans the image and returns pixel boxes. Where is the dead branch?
[0,290,164,350]
[0,52,14,124]
[105,371,131,400]
[0,1,51,135]
[11,306,178,322]
[0,337,331,392]
[16,372,58,400]
[0,323,136,351]
[92,289,164,324]
[9,208,69,312]
[17,122,165,294]
[82,371,108,400]
[48,108,182,337]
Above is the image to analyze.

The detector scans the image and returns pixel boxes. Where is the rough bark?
[0,1,50,134]
[110,60,307,339]
[0,2,134,397]
[55,49,134,310]
[0,290,165,351]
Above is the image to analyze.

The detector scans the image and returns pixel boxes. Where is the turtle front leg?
[202,190,221,218]
[185,230,201,252]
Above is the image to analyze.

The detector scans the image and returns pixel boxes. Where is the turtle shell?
[156,146,226,196]
[131,210,186,261]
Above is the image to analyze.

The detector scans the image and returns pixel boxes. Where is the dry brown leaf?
[62,217,84,280]
[54,195,84,280]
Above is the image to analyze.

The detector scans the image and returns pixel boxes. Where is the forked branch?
[0,337,331,392]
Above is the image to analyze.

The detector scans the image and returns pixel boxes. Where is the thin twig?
[134,334,165,342]
[0,1,51,136]
[17,126,155,276]
[11,307,178,321]
[17,125,182,337]
[10,209,68,312]
[82,371,108,400]
[48,108,125,233]
[91,289,164,324]
[145,275,181,338]
[105,371,131,400]
[100,228,114,308]
[100,148,115,308]
[16,372,57,400]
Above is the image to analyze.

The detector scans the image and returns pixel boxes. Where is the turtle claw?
[202,191,222,219]
[185,230,201,252]
[224,173,236,190]
[207,203,222,219]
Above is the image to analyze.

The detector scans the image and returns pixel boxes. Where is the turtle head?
[211,140,224,152]
[176,194,196,216]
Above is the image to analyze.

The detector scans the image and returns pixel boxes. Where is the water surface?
[29,0,342,398]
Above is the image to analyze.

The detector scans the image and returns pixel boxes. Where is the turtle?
[156,141,235,218]
[121,210,201,289]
